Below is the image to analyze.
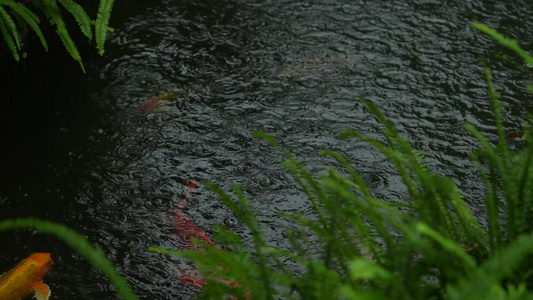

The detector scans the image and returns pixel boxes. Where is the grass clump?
[151,24,533,299]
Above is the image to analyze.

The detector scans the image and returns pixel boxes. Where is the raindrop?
[223,216,239,228]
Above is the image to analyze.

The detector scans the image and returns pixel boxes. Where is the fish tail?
[174,265,205,288]
[33,282,51,300]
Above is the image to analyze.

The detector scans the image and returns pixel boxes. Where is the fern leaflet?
[6,1,48,51]
[95,0,114,55]
[57,0,92,41]
[0,10,18,61]
[0,5,20,49]
[42,0,85,72]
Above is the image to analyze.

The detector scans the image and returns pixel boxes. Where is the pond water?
[1,0,533,299]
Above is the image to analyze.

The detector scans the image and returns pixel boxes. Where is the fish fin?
[33,281,51,300]
[184,179,196,190]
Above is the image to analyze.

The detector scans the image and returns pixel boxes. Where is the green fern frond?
[55,28,84,71]
[466,64,529,241]
[0,5,20,49]
[481,60,507,147]
[419,176,460,239]
[359,97,400,148]
[473,23,533,66]
[319,150,374,200]
[95,0,114,55]
[340,99,487,260]
[339,128,422,204]
[415,222,477,270]
[517,142,533,232]
[320,173,397,260]
[5,1,48,51]
[252,131,331,226]
[42,0,84,72]
[0,11,18,61]
[447,232,533,299]
[57,0,92,40]
[0,0,114,69]
[448,186,488,250]
[206,182,276,299]
[412,150,429,171]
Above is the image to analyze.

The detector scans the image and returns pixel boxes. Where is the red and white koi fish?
[175,265,249,300]
[137,91,182,115]
[174,180,251,299]
[173,179,216,287]
[174,265,206,288]
[138,96,161,114]
[174,180,217,251]
[0,253,53,300]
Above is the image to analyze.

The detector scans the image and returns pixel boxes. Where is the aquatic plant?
[0,218,139,300]
[150,24,533,299]
[0,0,114,71]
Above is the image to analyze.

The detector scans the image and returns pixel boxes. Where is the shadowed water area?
[1,0,533,298]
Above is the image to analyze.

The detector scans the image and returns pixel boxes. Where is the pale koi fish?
[0,253,53,300]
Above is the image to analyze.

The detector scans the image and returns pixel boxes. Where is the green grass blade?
[0,218,139,300]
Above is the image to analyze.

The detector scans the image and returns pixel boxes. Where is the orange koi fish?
[0,253,53,300]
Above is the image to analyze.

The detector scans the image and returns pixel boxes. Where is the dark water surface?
[2,0,533,299]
